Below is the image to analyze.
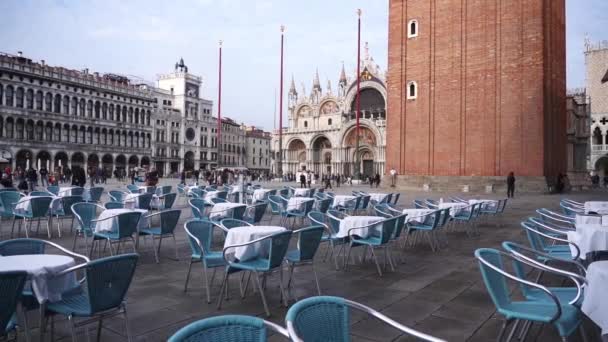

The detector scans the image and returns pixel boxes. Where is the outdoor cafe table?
[93,208,149,233]
[252,189,270,202]
[0,254,77,303]
[584,201,608,215]
[14,195,62,214]
[204,190,219,202]
[335,216,384,239]
[468,199,498,209]
[224,226,287,261]
[209,202,247,220]
[582,260,608,335]
[293,188,310,197]
[123,193,160,209]
[438,202,468,216]
[286,197,314,211]
[568,216,608,259]
[332,195,356,208]
[402,208,436,223]
[368,193,388,203]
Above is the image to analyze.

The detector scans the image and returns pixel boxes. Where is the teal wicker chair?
[0,271,28,341]
[218,231,293,317]
[285,296,445,342]
[316,198,332,213]
[44,254,138,342]
[87,187,104,203]
[189,198,210,220]
[135,193,153,210]
[104,202,124,209]
[51,195,84,238]
[108,190,128,203]
[345,216,400,277]
[183,219,227,303]
[90,211,142,257]
[140,209,181,263]
[218,219,252,232]
[244,202,268,225]
[0,191,23,222]
[46,185,60,196]
[161,193,178,209]
[168,315,289,342]
[285,226,324,298]
[475,248,584,342]
[70,187,85,197]
[11,196,53,238]
[71,202,104,252]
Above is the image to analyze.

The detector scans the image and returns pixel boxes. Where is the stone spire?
[339,61,347,86]
[288,75,298,109]
[289,75,297,95]
[312,68,322,92]
[327,79,332,95]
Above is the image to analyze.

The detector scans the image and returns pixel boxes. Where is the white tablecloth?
[332,195,356,208]
[293,188,310,197]
[585,201,608,215]
[438,202,468,216]
[94,208,149,233]
[369,193,388,203]
[336,216,384,239]
[287,197,314,211]
[224,226,287,261]
[575,214,604,226]
[58,186,76,196]
[568,222,608,259]
[402,209,436,223]
[204,191,219,202]
[253,189,270,202]
[14,195,61,215]
[231,185,243,194]
[468,199,498,209]
[210,203,247,220]
[0,254,78,303]
[582,261,608,334]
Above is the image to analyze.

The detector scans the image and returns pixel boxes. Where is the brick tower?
[386,0,566,190]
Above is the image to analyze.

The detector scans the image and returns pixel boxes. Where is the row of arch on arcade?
[0,116,151,148]
[0,83,152,126]
[13,150,151,172]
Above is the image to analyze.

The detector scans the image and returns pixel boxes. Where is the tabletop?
[582,260,608,334]
[332,195,356,208]
[0,254,78,303]
[287,197,314,211]
[224,225,287,261]
[94,208,149,233]
[402,209,436,223]
[210,202,247,220]
[14,195,61,214]
[585,201,608,215]
[253,189,270,202]
[293,188,310,197]
[336,215,384,239]
[568,222,608,259]
[438,202,468,216]
[368,193,388,203]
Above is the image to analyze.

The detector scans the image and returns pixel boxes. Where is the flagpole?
[278,25,285,177]
[355,9,362,180]
[217,40,223,169]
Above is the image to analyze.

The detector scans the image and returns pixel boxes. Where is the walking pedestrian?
[507,172,515,198]
[300,173,307,188]
[39,166,49,187]
[375,173,381,188]
[390,167,397,188]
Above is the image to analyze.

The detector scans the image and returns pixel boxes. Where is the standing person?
[72,166,86,187]
[324,175,333,190]
[336,174,341,188]
[89,168,95,187]
[130,169,136,185]
[390,167,397,187]
[27,167,37,192]
[300,173,307,188]
[39,166,49,187]
[64,167,72,184]
[307,172,312,188]
[375,173,381,188]
[507,172,515,198]
[180,170,186,185]
[555,173,565,194]
[147,167,159,186]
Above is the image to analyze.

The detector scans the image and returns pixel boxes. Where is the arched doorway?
[116,154,126,177]
[71,152,85,168]
[140,156,150,168]
[595,156,608,177]
[16,149,33,170]
[36,150,51,170]
[128,155,139,169]
[102,154,113,177]
[311,136,332,175]
[87,154,99,170]
[54,152,68,171]
[287,139,306,174]
[184,151,195,171]
[350,87,386,119]
[343,126,378,177]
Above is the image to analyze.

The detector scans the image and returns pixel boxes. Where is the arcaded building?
[386,0,566,189]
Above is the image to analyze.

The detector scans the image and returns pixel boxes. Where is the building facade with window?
[219,117,246,168]
[272,43,387,179]
[0,51,154,177]
[244,126,271,175]
[585,40,608,177]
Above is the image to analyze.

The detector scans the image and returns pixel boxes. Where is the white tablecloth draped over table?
[582,261,608,334]
[293,188,310,197]
[332,195,356,208]
[468,199,498,209]
[402,209,436,223]
[0,254,78,303]
[336,216,384,239]
[585,201,608,215]
[568,221,608,259]
[209,203,247,220]
[94,208,149,233]
[224,226,287,261]
[287,197,314,211]
[14,195,62,215]
[253,189,270,202]
[438,202,468,217]
[369,193,388,203]
[204,191,219,202]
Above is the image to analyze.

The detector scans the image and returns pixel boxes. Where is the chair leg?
[151,235,159,264]
[184,259,193,292]
[68,315,77,342]
[96,317,103,342]
[505,320,520,342]
[203,264,212,304]
[216,271,229,310]
[344,244,353,270]
[496,319,511,342]
[254,271,271,317]
[123,303,133,342]
[172,234,179,260]
[312,262,321,296]
[370,247,383,277]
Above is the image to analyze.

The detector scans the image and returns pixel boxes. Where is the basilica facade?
[273,43,387,179]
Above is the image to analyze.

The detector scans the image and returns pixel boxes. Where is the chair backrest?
[176,185,185,195]
[268,189,277,196]
[210,197,227,204]
[413,200,427,209]
[215,191,228,200]
[190,198,209,219]
[307,211,327,228]
[109,191,127,203]
[137,193,153,210]
[162,193,177,209]
[60,195,84,216]
[30,191,51,197]
[359,195,371,210]
[231,205,247,220]
[295,226,324,261]
[521,220,548,252]
[184,219,215,256]
[191,188,204,198]
[30,196,54,218]
[303,199,315,215]
[86,254,139,314]
[385,193,393,204]
[0,191,22,214]
[316,198,332,213]
[88,187,104,202]
[436,208,451,228]
[309,188,317,197]
[421,210,441,229]
[266,231,293,269]
[158,209,181,235]
[220,218,250,231]
[474,248,513,311]
[168,315,286,342]
[268,195,284,214]
[279,188,289,197]
[0,271,27,335]
[70,187,85,196]
[0,238,45,256]
[249,202,268,224]
[115,212,142,238]
[126,184,140,193]
[392,193,400,205]
[145,186,156,194]
[104,202,124,210]
[326,213,342,236]
[47,185,59,195]
[72,202,101,234]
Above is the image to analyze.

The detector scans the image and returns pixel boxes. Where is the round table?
[402,209,436,223]
[332,195,356,208]
[287,197,314,211]
[336,216,384,239]
[224,226,287,261]
[94,208,149,233]
[0,254,77,303]
[568,223,608,259]
[582,261,608,334]
[209,203,247,220]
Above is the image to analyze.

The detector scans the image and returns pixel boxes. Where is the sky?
[0,0,605,131]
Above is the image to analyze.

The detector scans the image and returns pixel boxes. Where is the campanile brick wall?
[386,0,566,179]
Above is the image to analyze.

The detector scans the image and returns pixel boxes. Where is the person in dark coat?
[71,166,86,187]
[300,173,307,188]
[507,172,515,198]
[374,173,381,188]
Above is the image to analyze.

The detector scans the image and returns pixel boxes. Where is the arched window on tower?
[328,118,332,126]
[304,121,308,128]
[407,19,419,38]
[407,81,418,100]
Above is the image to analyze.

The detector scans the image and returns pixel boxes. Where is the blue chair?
[522,218,579,261]
[160,185,172,195]
[406,210,442,252]
[70,187,85,197]
[475,248,584,342]
[286,296,445,342]
[51,195,84,238]
[218,231,293,317]
[413,199,428,209]
[218,219,252,231]
[215,191,228,200]
[90,211,142,257]
[284,199,315,228]
[189,198,210,220]
[267,195,285,224]
[71,202,104,252]
[87,187,104,203]
[47,185,60,196]
[392,193,401,205]
[279,188,289,198]
[11,196,53,239]
[536,208,575,228]
[209,197,227,204]
[0,271,28,341]
[190,187,204,199]
[126,184,140,193]
[345,216,400,276]
[140,209,181,263]
[285,226,324,298]
[183,219,227,303]
[316,198,332,213]
[104,202,124,209]
[451,203,478,235]
[135,193,153,210]
[108,190,128,203]
[244,202,268,225]
[161,193,178,209]
[357,195,371,214]
[44,254,139,342]
[30,191,52,197]
[0,191,23,223]
[168,315,289,342]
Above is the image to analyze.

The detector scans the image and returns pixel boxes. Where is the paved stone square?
[4,179,604,341]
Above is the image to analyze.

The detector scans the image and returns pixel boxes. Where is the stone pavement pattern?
[4,179,604,341]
